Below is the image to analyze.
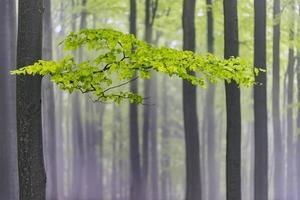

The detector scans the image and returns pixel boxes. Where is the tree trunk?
[42,0,58,199]
[272,0,284,198]
[129,0,142,199]
[71,0,88,198]
[71,94,85,199]
[182,0,202,199]
[16,0,46,199]
[223,0,241,199]
[254,0,268,199]
[150,73,159,200]
[205,0,218,199]
[161,76,171,200]
[145,3,159,198]
[296,34,300,200]
[286,1,296,198]
[111,105,119,200]
[78,0,87,62]
[0,0,18,199]
[117,112,127,200]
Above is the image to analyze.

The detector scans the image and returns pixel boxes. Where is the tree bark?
[223,0,241,199]
[16,0,46,199]
[129,0,142,199]
[182,0,202,199]
[254,0,268,199]
[0,0,18,199]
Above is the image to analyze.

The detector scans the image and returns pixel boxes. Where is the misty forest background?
[1,0,300,199]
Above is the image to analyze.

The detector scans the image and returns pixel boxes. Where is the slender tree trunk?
[142,1,158,198]
[142,2,151,190]
[182,0,202,199]
[71,0,88,198]
[272,0,284,199]
[286,1,296,199]
[17,0,46,199]
[0,0,18,199]
[161,76,171,200]
[42,0,58,199]
[205,1,218,199]
[142,81,150,199]
[129,1,142,199]
[71,95,85,199]
[78,0,87,62]
[150,73,159,200]
[55,2,67,198]
[223,0,241,199]
[296,10,300,197]
[254,0,268,199]
[96,105,105,200]
[111,105,119,200]
[117,112,126,200]
[84,103,104,199]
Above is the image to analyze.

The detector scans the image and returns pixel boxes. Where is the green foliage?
[12,29,258,103]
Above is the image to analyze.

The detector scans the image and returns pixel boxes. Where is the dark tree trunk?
[223,0,241,199]
[254,0,268,199]
[0,0,18,199]
[16,0,46,199]
[129,0,142,199]
[272,0,284,199]
[42,0,58,199]
[182,0,202,199]
[205,0,218,199]
[286,1,296,198]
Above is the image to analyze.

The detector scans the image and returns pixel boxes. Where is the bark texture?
[254,0,268,199]
[17,0,46,199]
[223,0,241,199]
[182,0,202,199]
[129,0,142,199]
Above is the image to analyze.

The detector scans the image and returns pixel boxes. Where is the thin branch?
[102,76,139,93]
[150,0,159,26]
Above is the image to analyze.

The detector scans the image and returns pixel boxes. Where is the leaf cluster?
[12,29,258,103]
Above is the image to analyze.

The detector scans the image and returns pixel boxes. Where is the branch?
[102,76,139,93]
[150,0,159,26]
